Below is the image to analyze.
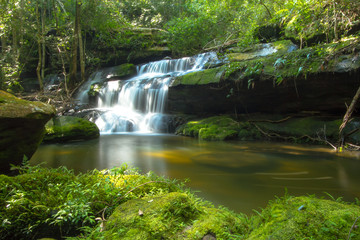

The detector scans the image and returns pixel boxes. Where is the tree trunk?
[339,85,360,146]
[41,2,46,82]
[36,0,44,91]
[68,0,81,89]
[333,1,338,41]
[1,36,6,53]
[259,0,272,19]
[52,0,59,31]
[78,3,85,84]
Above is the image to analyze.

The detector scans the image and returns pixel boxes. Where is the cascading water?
[77,52,218,134]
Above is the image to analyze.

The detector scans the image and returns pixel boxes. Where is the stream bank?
[1,165,359,240]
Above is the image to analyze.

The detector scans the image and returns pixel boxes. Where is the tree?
[68,0,83,89]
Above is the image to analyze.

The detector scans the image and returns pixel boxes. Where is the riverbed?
[30,134,360,214]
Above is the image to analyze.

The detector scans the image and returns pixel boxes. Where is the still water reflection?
[30,134,360,214]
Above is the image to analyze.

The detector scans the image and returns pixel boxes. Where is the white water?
[77,52,218,134]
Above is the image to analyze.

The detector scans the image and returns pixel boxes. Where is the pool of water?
[30,134,360,214]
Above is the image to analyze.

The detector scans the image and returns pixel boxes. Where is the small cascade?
[77,52,218,134]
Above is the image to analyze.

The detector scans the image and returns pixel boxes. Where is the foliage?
[0,164,182,239]
[272,0,360,47]
[0,0,359,90]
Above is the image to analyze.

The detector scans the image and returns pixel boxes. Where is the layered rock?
[167,38,360,116]
[0,91,55,173]
[44,116,99,143]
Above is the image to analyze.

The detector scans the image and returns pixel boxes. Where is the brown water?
[30,134,360,214]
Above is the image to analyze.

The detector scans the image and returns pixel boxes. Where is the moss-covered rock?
[103,192,246,240]
[171,67,225,87]
[226,40,297,62]
[176,115,360,144]
[176,116,240,141]
[44,116,100,142]
[247,195,360,240]
[0,90,55,173]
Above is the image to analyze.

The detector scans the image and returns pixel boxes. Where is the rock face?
[44,116,100,142]
[0,91,55,173]
[167,38,360,116]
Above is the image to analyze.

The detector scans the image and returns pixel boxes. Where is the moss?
[247,195,360,240]
[176,116,241,141]
[0,90,55,119]
[2,166,360,240]
[0,166,183,239]
[113,63,136,78]
[171,67,225,87]
[225,36,360,85]
[103,192,247,240]
[183,207,247,239]
[177,115,360,144]
[44,116,100,142]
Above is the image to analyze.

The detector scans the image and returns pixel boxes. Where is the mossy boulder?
[248,195,360,240]
[176,116,240,141]
[0,90,55,173]
[171,67,225,87]
[103,192,246,240]
[111,63,137,79]
[44,116,100,142]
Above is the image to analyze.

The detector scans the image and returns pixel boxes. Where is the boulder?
[176,116,240,141]
[44,116,99,142]
[103,192,245,239]
[0,90,55,173]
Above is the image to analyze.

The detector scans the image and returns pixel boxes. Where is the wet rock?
[0,90,55,173]
[168,39,360,116]
[44,116,99,142]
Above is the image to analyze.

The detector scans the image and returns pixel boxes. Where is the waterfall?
[77,52,218,134]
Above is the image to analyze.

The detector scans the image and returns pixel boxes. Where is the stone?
[0,90,55,173]
[44,116,100,142]
[167,38,360,116]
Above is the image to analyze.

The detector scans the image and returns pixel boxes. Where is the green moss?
[104,192,247,240]
[0,165,183,239]
[2,166,360,240]
[225,36,360,85]
[176,116,241,141]
[171,67,225,86]
[113,63,136,78]
[177,115,360,144]
[247,195,360,240]
[44,116,100,142]
[0,90,55,119]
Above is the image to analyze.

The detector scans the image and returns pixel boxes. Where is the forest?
[1,0,360,239]
[1,0,359,94]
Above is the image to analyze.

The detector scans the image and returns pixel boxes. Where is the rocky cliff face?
[0,91,55,173]
[167,38,360,116]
